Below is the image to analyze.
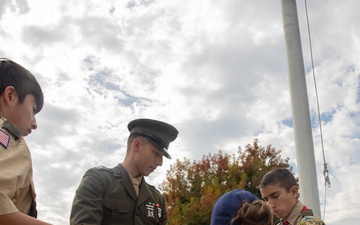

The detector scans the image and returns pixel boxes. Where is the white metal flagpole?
[281,0,321,217]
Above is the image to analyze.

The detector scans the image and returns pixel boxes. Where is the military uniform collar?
[117,164,151,204]
[119,163,143,182]
[0,117,21,140]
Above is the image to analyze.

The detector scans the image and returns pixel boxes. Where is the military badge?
[146,202,162,219]
[146,202,155,219]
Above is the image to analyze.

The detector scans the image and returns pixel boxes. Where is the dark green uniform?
[70,164,167,225]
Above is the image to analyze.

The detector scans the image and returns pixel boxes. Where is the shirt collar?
[285,201,304,225]
[1,117,21,140]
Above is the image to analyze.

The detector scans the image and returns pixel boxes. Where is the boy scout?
[259,168,325,225]
[0,58,51,224]
[70,118,179,225]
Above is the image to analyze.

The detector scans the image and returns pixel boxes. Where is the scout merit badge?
[0,130,10,149]
[146,202,162,219]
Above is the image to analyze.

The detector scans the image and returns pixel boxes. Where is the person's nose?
[31,117,38,130]
[156,155,163,167]
[267,199,276,209]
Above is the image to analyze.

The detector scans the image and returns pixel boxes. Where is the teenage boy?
[0,58,51,224]
[259,168,325,225]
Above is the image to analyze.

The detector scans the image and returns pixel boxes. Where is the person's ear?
[3,86,16,105]
[291,186,299,199]
[132,138,141,153]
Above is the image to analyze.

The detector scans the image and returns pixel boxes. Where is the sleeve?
[0,193,18,215]
[299,216,325,225]
[70,168,108,225]
[158,193,168,225]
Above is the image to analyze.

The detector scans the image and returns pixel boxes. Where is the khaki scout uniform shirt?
[70,164,168,225]
[275,201,325,225]
[0,117,36,216]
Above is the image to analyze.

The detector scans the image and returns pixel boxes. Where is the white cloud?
[1,0,360,224]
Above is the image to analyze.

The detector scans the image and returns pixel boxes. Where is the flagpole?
[281,0,321,217]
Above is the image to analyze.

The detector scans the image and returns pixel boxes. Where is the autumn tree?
[161,139,290,225]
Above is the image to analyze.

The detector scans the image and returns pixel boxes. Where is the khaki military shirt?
[275,201,325,225]
[70,164,168,225]
[0,117,36,216]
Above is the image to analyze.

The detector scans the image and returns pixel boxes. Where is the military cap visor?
[128,119,178,159]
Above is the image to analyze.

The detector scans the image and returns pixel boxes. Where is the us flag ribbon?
[0,130,10,149]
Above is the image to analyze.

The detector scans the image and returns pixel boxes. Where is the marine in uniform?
[70,118,179,225]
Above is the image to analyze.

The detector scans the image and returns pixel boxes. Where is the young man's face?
[260,183,298,219]
[134,138,164,177]
[8,93,38,137]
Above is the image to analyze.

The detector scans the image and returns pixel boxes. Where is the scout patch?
[299,216,324,225]
[0,130,10,149]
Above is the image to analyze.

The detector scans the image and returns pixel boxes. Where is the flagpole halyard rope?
[304,0,331,221]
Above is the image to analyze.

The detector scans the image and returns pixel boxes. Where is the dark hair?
[126,133,148,152]
[230,200,273,225]
[259,168,297,192]
[0,58,44,113]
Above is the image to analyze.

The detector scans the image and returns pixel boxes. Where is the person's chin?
[274,211,282,218]
[141,169,150,176]
[146,167,156,175]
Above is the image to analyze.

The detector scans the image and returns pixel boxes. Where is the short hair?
[230,200,273,225]
[259,168,297,192]
[0,58,44,113]
[126,134,148,152]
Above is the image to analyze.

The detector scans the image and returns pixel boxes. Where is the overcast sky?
[1,0,359,224]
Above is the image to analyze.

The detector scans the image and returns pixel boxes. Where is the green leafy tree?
[161,139,290,225]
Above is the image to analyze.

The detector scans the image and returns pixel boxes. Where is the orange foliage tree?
[161,139,290,225]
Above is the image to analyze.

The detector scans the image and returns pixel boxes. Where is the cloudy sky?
[1,0,359,224]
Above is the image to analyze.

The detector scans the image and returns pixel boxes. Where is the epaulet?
[300,209,314,217]
[93,165,112,172]
[147,183,161,193]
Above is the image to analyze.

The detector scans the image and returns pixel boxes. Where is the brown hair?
[259,168,297,192]
[230,200,273,225]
